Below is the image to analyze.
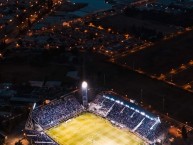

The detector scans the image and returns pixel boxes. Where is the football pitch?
[46,113,146,145]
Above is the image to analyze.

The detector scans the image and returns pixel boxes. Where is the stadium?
[25,83,167,145]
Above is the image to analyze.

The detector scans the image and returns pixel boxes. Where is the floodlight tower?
[82,81,88,107]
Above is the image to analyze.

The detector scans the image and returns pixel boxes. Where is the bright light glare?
[82,81,88,89]
[33,103,36,110]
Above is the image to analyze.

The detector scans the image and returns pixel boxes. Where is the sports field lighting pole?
[163,96,165,112]
[82,81,88,107]
[140,89,143,105]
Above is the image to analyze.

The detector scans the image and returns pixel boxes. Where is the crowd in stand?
[32,96,83,129]
[25,130,57,145]
[28,96,84,144]
[90,94,166,143]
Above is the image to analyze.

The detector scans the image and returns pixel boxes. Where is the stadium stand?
[26,93,166,144]
[32,96,84,129]
[25,130,57,145]
[89,94,166,143]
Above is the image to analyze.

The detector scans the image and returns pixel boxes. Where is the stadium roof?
[104,94,158,120]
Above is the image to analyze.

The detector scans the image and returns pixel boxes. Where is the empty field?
[94,14,177,34]
[117,29,193,75]
[172,67,193,86]
[46,113,145,145]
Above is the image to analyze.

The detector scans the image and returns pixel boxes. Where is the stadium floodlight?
[82,81,88,89]
[33,103,36,110]
[82,81,88,107]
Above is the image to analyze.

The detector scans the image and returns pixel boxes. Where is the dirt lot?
[172,67,193,86]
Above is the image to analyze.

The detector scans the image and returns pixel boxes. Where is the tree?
[17,39,23,46]
[15,140,23,145]
[182,126,188,140]
[0,73,2,82]
[47,0,53,8]
[28,19,32,27]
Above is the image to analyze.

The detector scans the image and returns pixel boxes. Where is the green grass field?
[46,113,146,145]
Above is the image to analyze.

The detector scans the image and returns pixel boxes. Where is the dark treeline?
[128,25,163,41]
[124,6,193,27]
